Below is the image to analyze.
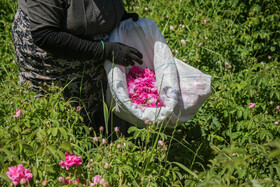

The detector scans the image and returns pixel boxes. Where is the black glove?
[121,10,139,22]
[104,42,143,66]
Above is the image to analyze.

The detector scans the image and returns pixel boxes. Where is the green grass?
[1,0,280,186]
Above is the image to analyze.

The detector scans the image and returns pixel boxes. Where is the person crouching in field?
[12,0,143,130]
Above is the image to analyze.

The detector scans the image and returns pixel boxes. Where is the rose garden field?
[0,0,280,186]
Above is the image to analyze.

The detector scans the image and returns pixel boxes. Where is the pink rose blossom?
[100,178,109,186]
[183,59,186,62]
[204,20,207,24]
[249,103,256,108]
[58,177,79,184]
[71,178,81,184]
[275,122,279,126]
[93,137,98,142]
[13,109,21,118]
[42,180,48,186]
[102,139,107,144]
[6,164,33,186]
[90,175,105,186]
[276,106,280,110]
[114,126,119,132]
[59,152,82,170]
[77,106,81,111]
[144,120,150,124]
[104,163,109,169]
[93,175,101,185]
[169,26,174,30]
[158,140,164,146]
[181,39,186,45]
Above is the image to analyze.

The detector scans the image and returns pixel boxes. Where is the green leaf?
[51,128,58,137]
[127,126,138,134]
[172,162,201,181]
[237,110,243,119]
[57,150,65,160]
[47,146,59,160]
[212,117,221,128]
[0,173,11,183]
[21,128,32,135]
[37,129,47,137]
[58,128,68,139]
[59,103,65,112]
[238,168,247,178]
[45,166,56,173]
[59,142,72,153]
[32,166,37,179]
[0,148,12,160]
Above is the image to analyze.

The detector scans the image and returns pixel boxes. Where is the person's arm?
[28,0,142,65]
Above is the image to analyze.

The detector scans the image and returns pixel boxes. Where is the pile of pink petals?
[59,152,82,170]
[6,164,33,186]
[126,66,164,108]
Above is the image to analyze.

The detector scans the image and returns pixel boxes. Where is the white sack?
[105,18,212,128]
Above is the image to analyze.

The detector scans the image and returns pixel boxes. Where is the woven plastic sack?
[105,18,212,128]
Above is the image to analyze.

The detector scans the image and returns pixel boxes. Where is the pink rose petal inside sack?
[126,66,164,108]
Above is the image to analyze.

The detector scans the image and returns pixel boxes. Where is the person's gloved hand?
[104,42,143,66]
[121,10,139,22]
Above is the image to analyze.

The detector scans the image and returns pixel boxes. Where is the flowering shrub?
[126,66,163,107]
